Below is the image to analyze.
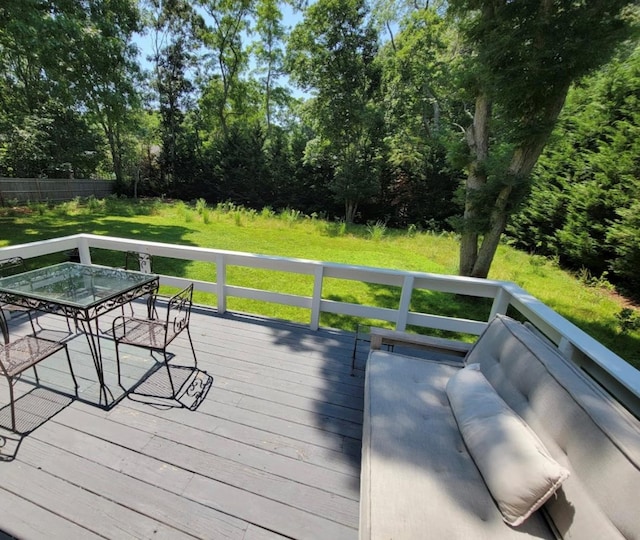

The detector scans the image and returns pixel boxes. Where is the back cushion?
[465,315,640,540]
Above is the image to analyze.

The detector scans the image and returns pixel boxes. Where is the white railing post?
[558,337,584,366]
[310,264,324,331]
[395,274,414,332]
[216,254,227,314]
[77,236,92,264]
[489,286,510,320]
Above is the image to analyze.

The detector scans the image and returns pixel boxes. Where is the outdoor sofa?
[359,314,640,539]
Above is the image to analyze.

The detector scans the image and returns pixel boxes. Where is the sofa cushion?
[360,350,554,539]
[466,315,640,540]
[447,364,570,526]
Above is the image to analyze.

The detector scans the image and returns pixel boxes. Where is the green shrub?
[195,198,208,215]
[367,220,387,241]
[261,207,275,219]
[280,208,302,226]
[616,308,640,335]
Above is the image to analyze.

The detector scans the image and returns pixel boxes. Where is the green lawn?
[2,196,639,370]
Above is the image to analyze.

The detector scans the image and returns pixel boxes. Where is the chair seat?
[0,336,66,377]
[114,318,168,349]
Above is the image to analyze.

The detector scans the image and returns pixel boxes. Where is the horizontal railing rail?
[1,233,638,416]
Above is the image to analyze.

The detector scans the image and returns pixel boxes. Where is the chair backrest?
[0,308,10,345]
[125,251,153,273]
[0,256,27,278]
[164,283,194,345]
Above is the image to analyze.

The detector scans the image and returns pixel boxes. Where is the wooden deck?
[0,303,366,539]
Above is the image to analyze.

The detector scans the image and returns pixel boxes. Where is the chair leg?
[146,295,158,320]
[8,377,16,432]
[64,315,73,333]
[27,309,72,334]
[121,303,134,319]
[186,327,198,369]
[164,351,177,398]
[32,365,40,385]
[67,314,78,333]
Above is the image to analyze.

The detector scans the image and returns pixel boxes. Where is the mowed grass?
[2,197,639,370]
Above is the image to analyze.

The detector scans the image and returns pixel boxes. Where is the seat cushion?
[360,350,554,540]
[466,314,640,540]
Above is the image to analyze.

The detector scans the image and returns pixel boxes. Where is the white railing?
[2,233,639,415]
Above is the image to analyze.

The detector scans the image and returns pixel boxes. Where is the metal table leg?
[77,317,114,407]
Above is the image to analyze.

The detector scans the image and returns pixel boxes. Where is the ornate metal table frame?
[0,262,159,407]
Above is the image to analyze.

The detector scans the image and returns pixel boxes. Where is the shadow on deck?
[0,305,365,539]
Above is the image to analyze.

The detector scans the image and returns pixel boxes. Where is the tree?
[144,0,203,188]
[47,0,142,186]
[0,0,114,179]
[449,0,637,278]
[197,0,255,137]
[508,42,640,292]
[251,0,289,133]
[375,4,462,229]
[287,0,382,223]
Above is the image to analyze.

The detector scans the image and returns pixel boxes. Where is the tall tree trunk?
[459,93,490,276]
[345,200,358,223]
[104,120,123,186]
[265,62,272,132]
[471,184,512,277]
[467,86,571,278]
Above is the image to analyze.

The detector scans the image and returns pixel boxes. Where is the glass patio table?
[0,262,159,406]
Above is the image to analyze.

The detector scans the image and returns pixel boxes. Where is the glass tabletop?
[0,262,157,309]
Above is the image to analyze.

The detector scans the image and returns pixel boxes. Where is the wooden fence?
[0,177,112,203]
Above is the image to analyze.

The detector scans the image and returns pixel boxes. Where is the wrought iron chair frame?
[0,309,78,432]
[122,251,156,318]
[0,256,38,335]
[112,283,198,403]
[124,251,153,274]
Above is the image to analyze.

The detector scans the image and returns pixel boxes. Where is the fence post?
[489,286,510,320]
[216,254,227,314]
[77,236,92,264]
[395,274,414,332]
[310,264,324,331]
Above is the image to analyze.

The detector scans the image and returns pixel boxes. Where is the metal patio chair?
[122,251,156,318]
[0,256,38,335]
[112,283,199,404]
[124,251,153,274]
[0,308,78,432]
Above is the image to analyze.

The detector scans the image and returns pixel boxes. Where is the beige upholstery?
[360,315,640,540]
[361,351,553,539]
[467,315,640,540]
[446,365,570,526]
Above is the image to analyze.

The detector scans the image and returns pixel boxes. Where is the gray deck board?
[0,486,104,540]
[0,307,364,539]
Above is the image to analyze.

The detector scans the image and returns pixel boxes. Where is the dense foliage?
[0,1,637,292]
[509,42,640,294]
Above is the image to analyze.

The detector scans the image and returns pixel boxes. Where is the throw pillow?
[446,365,570,527]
